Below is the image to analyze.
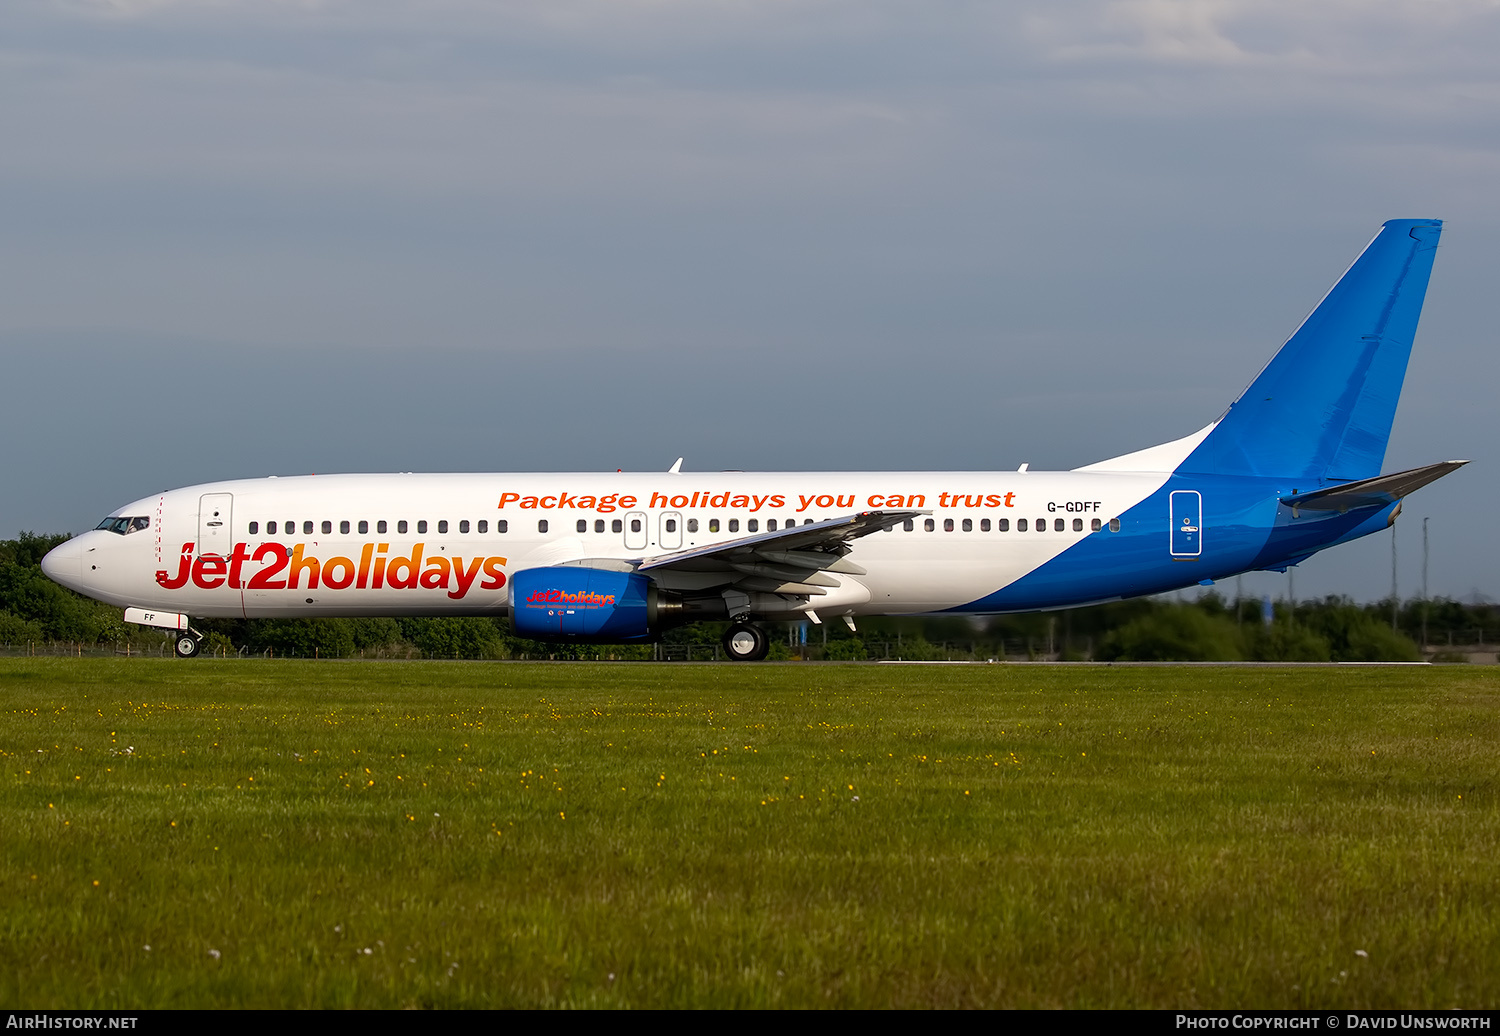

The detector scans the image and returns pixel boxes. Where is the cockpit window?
[95,516,149,535]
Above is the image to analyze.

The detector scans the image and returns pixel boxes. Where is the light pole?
[1422,517,1430,648]
[1391,524,1399,631]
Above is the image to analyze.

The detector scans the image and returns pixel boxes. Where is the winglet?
[668,458,683,474]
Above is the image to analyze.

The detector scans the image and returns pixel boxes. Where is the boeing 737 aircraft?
[42,219,1463,660]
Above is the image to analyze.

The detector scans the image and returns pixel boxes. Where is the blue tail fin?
[1180,219,1442,482]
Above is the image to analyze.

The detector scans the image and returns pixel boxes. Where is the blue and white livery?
[43,219,1462,660]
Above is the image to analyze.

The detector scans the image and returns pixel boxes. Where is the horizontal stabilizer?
[1279,460,1467,514]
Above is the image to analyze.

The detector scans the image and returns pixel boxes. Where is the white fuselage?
[50,468,1172,620]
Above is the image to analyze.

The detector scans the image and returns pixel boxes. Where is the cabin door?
[1169,490,1202,558]
[198,493,234,558]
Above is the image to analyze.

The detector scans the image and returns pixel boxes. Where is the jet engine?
[508,566,725,641]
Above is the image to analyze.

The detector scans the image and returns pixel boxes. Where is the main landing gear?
[722,622,769,662]
[174,631,203,659]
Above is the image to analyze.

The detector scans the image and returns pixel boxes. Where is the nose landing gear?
[174,632,203,658]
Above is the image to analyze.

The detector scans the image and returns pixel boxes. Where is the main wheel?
[174,634,202,659]
[723,622,769,662]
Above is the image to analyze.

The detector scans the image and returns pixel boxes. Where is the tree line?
[3,531,1489,661]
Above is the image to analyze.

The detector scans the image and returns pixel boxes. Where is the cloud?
[3,0,1499,601]
[1025,0,1500,76]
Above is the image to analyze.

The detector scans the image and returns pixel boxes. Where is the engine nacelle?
[510,565,735,641]
[509,567,661,641]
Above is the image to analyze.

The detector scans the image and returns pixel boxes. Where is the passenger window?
[980,518,990,532]
[630,518,642,533]
[438,520,448,534]
[748,519,759,532]
[321,521,332,535]
[666,518,677,533]
[539,520,549,533]
[611,519,622,533]
[577,519,587,533]
[903,519,913,532]
[460,520,470,534]
[595,519,605,533]
[1036,519,1046,533]
[478,520,488,533]
[1054,518,1064,532]
[709,519,720,533]
[305,521,315,535]
[944,518,954,532]
[267,521,277,534]
[962,518,972,532]
[924,519,935,532]
[340,520,350,534]
[767,519,777,531]
[417,521,428,534]
[378,520,388,534]
[1091,518,1102,532]
[249,521,259,535]
[998,518,1009,531]
[729,519,740,532]
[1109,518,1121,532]
[1073,518,1083,532]
[498,520,508,533]
[1018,519,1028,532]
[687,518,698,533]
[398,521,408,534]
[359,520,369,534]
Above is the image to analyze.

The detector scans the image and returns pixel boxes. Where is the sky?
[2,0,1496,604]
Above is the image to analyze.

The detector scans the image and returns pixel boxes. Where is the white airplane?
[43,219,1464,660]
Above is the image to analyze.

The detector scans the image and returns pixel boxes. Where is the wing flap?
[635,509,924,603]
[638,509,923,572]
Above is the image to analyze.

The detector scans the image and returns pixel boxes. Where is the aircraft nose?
[41,538,83,590]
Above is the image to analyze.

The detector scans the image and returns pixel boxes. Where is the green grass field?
[1,658,1495,1008]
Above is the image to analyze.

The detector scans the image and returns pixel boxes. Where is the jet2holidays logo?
[156,543,507,600]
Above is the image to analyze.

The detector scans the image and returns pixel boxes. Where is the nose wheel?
[174,633,203,659]
[722,622,769,662]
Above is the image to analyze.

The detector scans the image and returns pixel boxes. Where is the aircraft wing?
[636,509,925,596]
[1279,460,1468,514]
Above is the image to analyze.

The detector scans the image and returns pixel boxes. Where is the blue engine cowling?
[509,567,659,642]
